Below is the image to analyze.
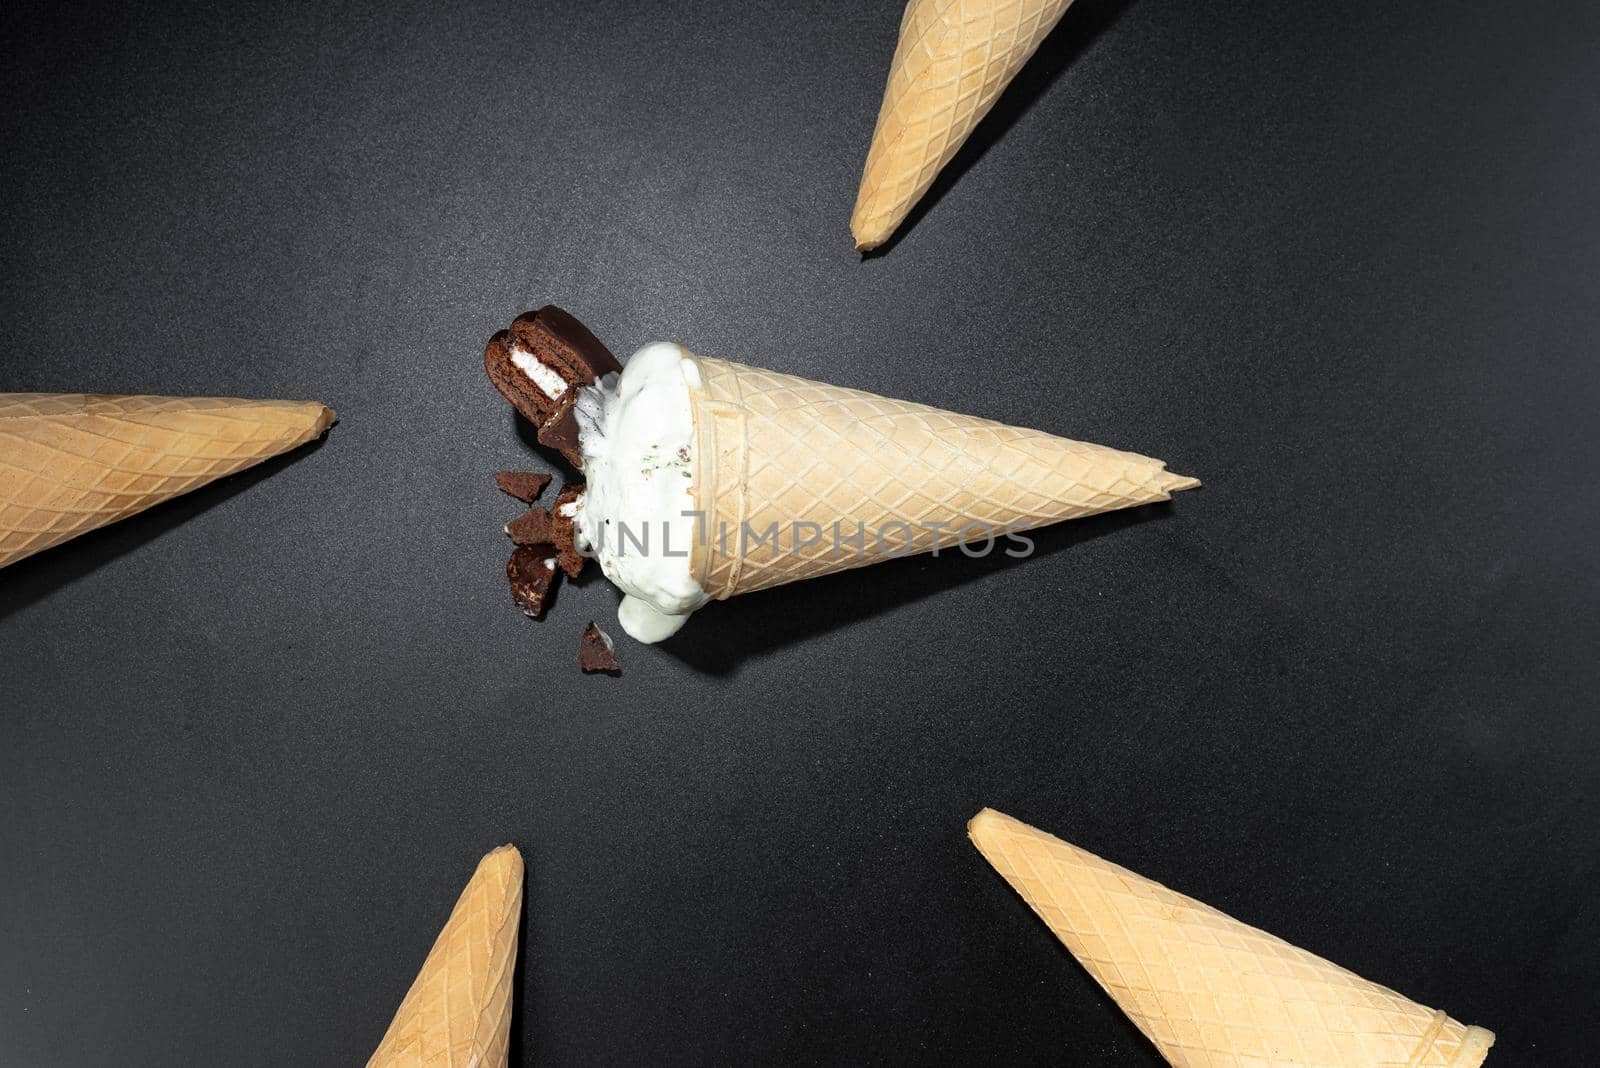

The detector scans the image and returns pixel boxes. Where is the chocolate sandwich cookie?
[506,544,560,617]
[578,622,620,673]
[484,306,621,468]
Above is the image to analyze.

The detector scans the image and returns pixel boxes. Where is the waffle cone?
[0,393,335,569]
[368,844,523,1068]
[968,809,1493,1067]
[685,354,1195,601]
[852,0,1079,250]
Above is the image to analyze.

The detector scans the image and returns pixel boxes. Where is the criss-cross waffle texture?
[968,809,1494,1067]
[686,355,1195,600]
[851,0,1078,249]
[0,393,334,569]
[368,845,524,1068]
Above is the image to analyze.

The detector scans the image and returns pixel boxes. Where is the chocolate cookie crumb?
[495,471,552,503]
[506,508,555,546]
[507,544,560,618]
[550,483,587,578]
[579,622,620,673]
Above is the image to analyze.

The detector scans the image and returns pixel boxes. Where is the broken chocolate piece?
[506,544,560,618]
[505,507,555,546]
[579,622,620,673]
[484,306,621,463]
[495,471,552,503]
[537,396,583,468]
[549,483,588,578]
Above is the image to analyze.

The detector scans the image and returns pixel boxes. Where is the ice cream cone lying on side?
[852,0,1081,250]
[368,844,524,1068]
[968,809,1494,1067]
[486,307,1196,644]
[0,393,334,569]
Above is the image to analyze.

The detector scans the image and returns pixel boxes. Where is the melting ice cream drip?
[572,343,709,643]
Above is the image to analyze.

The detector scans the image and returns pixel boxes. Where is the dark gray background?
[3,0,1596,1064]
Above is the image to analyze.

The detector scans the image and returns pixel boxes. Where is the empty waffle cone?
[852,0,1079,250]
[368,844,524,1068]
[685,353,1195,600]
[0,393,334,569]
[968,809,1493,1067]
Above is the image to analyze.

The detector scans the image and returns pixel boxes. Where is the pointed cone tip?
[234,397,334,435]
[967,807,1018,847]
[850,200,891,251]
[968,806,1002,832]
[1460,1027,1495,1064]
[153,395,335,438]
[477,843,524,880]
[1159,470,1201,494]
